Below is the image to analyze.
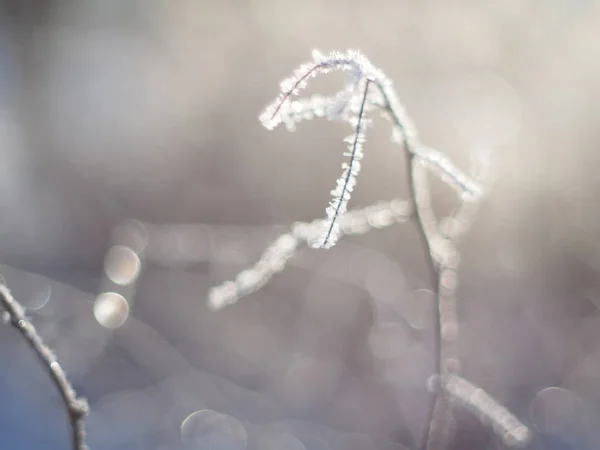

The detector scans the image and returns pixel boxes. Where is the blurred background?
[0,0,599,449]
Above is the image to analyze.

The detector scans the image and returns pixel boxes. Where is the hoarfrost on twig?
[204,49,524,450]
[207,199,412,310]
[259,49,482,249]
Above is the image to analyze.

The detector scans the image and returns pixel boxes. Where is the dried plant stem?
[376,84,454,450]
[409,159,447,450]
[0,285,88,450]
[320,79,371,248]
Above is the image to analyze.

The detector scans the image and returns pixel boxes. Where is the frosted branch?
[317,79,372,249]
[415,146,483,200]
[260,49,381,131]
[278,86,377,131]
[443,375,531,447]
[207,199,412,310]
[440,148,494,242]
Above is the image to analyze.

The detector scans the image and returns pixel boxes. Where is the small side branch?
[208,199,412,310]
[0,285,88,450]
[443,375,531,447]
[319,79,372,248]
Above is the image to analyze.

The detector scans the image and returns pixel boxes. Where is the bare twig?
[0,284,88,450]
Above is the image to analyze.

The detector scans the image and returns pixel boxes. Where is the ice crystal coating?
[206,199,412,310]
[259,49,483,253]
[203,48,526,450]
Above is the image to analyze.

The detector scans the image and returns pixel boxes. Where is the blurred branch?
[0,285,88,450]
[442,375,530,447]
[208,198,412,310]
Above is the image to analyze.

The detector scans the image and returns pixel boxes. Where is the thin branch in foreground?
[0,284,88,450]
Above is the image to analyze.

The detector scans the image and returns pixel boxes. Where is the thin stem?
[371,81,448,450]
[322,79,371,247]
[269,63,322,121]
[0,285,88,450]
[267,57,362,124]
[413,165,445,450]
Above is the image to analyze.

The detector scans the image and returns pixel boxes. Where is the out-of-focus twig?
[0,284,89,450]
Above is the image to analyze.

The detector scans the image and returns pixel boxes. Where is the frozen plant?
[207,198,413,310]
[208,49,529,450]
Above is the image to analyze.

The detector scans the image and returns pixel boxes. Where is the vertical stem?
[321,79,371,248]
[374,82,453,450]
[407,155,445,450]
